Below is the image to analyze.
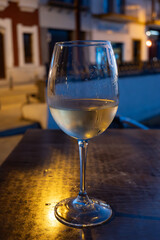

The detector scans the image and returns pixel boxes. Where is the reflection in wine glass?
[48,40,119,227]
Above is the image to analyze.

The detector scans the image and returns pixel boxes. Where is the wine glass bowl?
[47,40,119,227]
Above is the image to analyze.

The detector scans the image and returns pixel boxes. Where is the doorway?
[133,40,141,62]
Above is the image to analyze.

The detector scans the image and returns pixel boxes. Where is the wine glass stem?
[78,140,88,196]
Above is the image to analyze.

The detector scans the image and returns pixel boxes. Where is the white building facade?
[0,0,45,86]
[0,0,159,86]
[39,0,160,67]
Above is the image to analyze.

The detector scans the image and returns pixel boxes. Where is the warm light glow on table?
[48,208,59,227]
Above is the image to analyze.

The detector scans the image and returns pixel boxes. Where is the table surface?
[0,129,160,240]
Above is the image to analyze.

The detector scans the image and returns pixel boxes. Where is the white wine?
[48,98,118,140]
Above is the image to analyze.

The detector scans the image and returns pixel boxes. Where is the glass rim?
[55,40,111,47]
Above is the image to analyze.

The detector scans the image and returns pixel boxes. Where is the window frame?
[0,18,13,83]
[17,24,39,67]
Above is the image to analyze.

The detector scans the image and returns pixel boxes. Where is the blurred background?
[0,0,160,164]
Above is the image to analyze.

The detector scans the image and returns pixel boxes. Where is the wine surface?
[48,98,118,139]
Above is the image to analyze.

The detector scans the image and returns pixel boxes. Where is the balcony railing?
[118,61,160,77]
[93,0,139,23]
[93,12,138,23]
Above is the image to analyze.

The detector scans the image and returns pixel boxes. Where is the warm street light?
[146,40,152,47]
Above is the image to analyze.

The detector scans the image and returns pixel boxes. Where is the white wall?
[127,22,148,61]
[39,2,149,63]
[91,29,131,61]
[92,21,148,62]
[39,6,75,30]
[17,24,40,67]
[39,6,92,31]
[118,74,160,121]
[90,0,148,62]
[7,66,46,84]
[91,0,103,14]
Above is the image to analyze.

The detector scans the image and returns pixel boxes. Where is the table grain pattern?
[0,129,160,240]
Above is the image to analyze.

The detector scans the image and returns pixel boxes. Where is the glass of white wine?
[47,40,119,227]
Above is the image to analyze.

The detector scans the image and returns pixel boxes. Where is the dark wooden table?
[0,129,160,240]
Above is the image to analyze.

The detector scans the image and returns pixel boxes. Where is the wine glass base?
[54,197,112,228]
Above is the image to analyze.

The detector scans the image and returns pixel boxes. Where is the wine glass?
[47,40,119,227]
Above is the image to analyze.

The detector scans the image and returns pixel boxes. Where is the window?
[81,0,89,7]
[53,0,74,3]
[103,0,109,13]
[133,40,141,62]
[115,0,125,14]
[104,0,125,14]
[23,33,33,63]
[112,43,123,64]
[52,0,88,6]
[96,47,107,65]
[17,24,39,67]
[48,29,73,63]
[23,33,33,64]
[103,0,113,13]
